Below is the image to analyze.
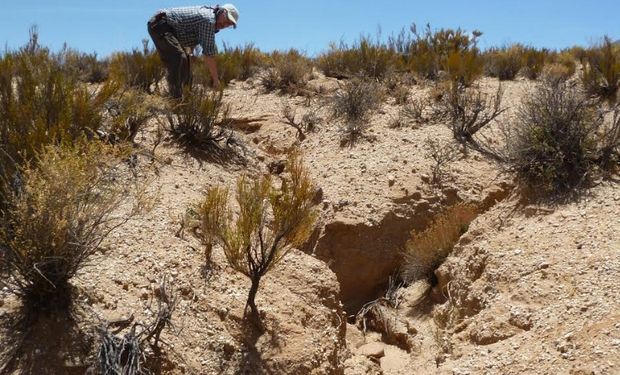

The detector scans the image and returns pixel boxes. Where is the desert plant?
[261,49,312,95]
[102,89,159,143]
[56,45,109,83]
[402,203,477,283]
[595,105,620,173]
[425,138,460,186]
[331,78,383,146]
[109,39,164,94]
[520,46,550,80]
[582,36,620,102]
[280,104,322,141]
[0,36,118,206]
[98,275,178,375]
[0,142,135,312]
[507,77,602,194]
[483,46,523,80]
[402,97,430,125]
[196,153,317,322]
[216,43,266,85]
[403,24,482,82]
[318,36,400,80]
[436,82,506,143]
[166,86,231,148]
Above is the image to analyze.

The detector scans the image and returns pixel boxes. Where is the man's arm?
[205,56,220,88]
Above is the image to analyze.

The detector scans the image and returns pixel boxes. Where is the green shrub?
[0,142,130,312]
[261,49,312,95]
[109,39,164,94]
[330,78,383,146]
[196,153,317,322]
[318,36,400,80]
[582,36,620,102]
[166,86,230,148]
[508,78,602,194]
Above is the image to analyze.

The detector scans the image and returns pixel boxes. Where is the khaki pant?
[147,14,191,98]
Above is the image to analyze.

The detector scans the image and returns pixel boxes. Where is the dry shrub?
[216,43,266,85]
[317,36,400,80]
[597,105,620,172]
[520,46,550,80]
[0,37,118,205]
[195,153,317,322]
[425,138,460,186]
[187,43,268,87]
[281,105,322,140]
[506,77,602,194]
[261,49,312,95]
[402,203,477,283]
[483,46,523,80]
[582,36,620,102]
[331,78,383,146]
[435,82,506,143]
[102,88,159,144]
[109,39,164,94]
[0,142,136,312]
[402,24,482,83]
[56,46,109,83]
[166,86,231,148]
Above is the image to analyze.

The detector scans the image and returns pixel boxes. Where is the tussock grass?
[402,203,477,284]
[108,39,164,94]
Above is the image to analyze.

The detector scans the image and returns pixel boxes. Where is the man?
[147,4,239,98]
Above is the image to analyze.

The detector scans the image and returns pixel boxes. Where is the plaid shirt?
[161,6,217,56]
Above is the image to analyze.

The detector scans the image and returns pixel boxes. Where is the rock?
[312,187,324,205]
[357,342,385,358]
[388,174,396,187]
[267,160,286,175]
[345,323,365,350]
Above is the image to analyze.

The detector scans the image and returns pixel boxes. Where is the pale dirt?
[0,73,618,375]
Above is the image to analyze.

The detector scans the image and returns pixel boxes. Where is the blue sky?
[2,1,619,58]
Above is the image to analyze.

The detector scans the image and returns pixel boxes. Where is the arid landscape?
[0,28,619,375]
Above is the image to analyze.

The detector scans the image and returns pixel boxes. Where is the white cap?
[221,4,239,28]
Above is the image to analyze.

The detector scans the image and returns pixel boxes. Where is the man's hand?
[205,56,220,90]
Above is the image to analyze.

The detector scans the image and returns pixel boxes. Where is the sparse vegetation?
[425,138,460,186]
[435,82,506,143]
[0,142,134,313]
[318,36,400,80]
[402,203,477,283]
[108,39,164,94]
[330,78,383,146]
[507,77,602,194]
[195,153,317,322]
[582,36,620,102]
[165,86,231,148]
[261,49,312,95]
[216,43,266,85]
[483,46,523,80]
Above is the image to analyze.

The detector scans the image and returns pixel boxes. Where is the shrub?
[435,82,506,143]
[402,203,477,283]
[0,142,131,312]
[0,38,117,205]
[483,46,523,80]
[193,43,266,87]
[56,45,109,83]
[165,86,230,148]
[109,39,164,94]
[330,78,383,146]
[101,88,162,144]
[404,24,482,83]
[507,77,602,194]
[520,46,550,80]
[196,153,317,322]
[596,105,620,173]
[261,49,312,95]
[318,36,400,80]
[582,36,620,102]
[425,138,460,186]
